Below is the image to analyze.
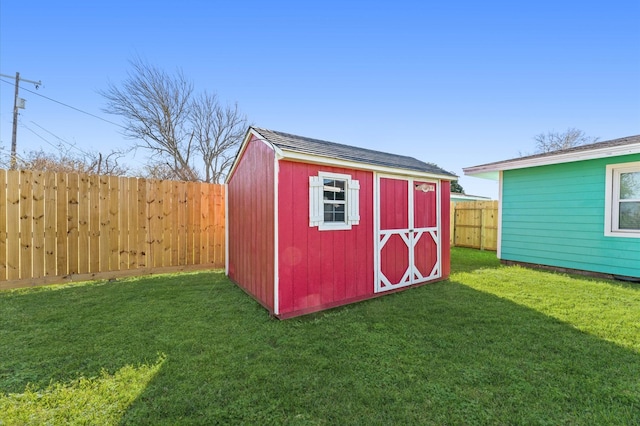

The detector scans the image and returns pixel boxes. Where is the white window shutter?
[309,176,323,227]
[347,179,360,225]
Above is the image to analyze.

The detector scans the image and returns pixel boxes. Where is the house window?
[309,172,360,230]
[605,161,640,238]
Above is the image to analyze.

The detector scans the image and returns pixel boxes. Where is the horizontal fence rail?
[0,170,225,289]
[450,200,499,251]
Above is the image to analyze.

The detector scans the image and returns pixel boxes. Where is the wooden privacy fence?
[450,200,499,251]
[0,169,225,289]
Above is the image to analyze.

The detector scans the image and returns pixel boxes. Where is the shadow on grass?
[1,269,639,425]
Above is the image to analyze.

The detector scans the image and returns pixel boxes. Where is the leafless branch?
[100,58,248,182]
[533,128,600,154]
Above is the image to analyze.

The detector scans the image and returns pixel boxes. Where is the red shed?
[226,127,456,319]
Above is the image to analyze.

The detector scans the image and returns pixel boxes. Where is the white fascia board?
[463,143,640,178]
[280,149,457,181]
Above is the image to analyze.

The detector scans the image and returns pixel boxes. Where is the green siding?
[501,154,640,278]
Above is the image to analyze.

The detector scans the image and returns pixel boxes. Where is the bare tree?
[533,128,599,154]
[190,92,247,183]
[100,58,248,183]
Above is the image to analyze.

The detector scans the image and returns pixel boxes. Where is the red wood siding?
[227,136,275,310]
[379,178,409,230]
[277,161,374,317]
[413,180,437,228]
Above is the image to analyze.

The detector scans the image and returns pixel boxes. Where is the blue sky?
[1,0,639,198]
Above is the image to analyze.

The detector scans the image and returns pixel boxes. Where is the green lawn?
[1,248,639,425]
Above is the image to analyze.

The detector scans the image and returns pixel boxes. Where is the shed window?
[605,161,640,238]
[309,172,360,230]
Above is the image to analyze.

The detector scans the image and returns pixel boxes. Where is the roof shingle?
[252,127,455,177]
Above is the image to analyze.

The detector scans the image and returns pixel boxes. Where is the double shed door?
[375,175,441,293]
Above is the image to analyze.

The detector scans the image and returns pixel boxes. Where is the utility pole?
[1,72,42,169]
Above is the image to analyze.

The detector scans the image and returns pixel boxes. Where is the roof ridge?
[251,126,456,177]
[253,127,422,161]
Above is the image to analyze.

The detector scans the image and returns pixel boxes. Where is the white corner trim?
[497,171,503,259]
[224,183,229,275]
[273,156,280,315]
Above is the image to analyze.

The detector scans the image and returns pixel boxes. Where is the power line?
[28,121,93,157]
[0,77,126,129]
[21,123,61,152]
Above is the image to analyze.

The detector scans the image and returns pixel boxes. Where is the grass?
[1,247,639,425]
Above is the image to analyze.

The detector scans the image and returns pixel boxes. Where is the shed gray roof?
[251,127,456,177]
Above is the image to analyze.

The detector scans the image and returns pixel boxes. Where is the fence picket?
[78,174,90,274]
[170,180,179,265]
[162,180,172,266]
[19,171,33,280]
[6,171,20,280]
[0,170,6,280]
[44,172,57,277]
[119,177,130,271]
[89,175,100,273]
[67,173,79,274]
[186,183,196,265]
[193,183,202,265]
[108,176,119,271]
[127,177,138,269]
[56,173,68,276]
[177,181,187,266]
[32,172,45,278]
[137,178,147,269]
[213,184,225,266]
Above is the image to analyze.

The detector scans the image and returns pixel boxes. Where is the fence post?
[479,203,484,251]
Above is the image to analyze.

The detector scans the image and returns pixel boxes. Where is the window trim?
[309,171,360,231]
[604,161,640,238]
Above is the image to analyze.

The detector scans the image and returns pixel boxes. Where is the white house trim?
[497,171,503,258]
[604,161,640,239]
[464,143,640,180]
[273,155,280,315]
[224,183,229,275]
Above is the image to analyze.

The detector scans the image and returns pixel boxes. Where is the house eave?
[463,142,640,178]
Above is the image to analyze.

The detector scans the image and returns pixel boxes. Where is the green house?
[464,135,640,280]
